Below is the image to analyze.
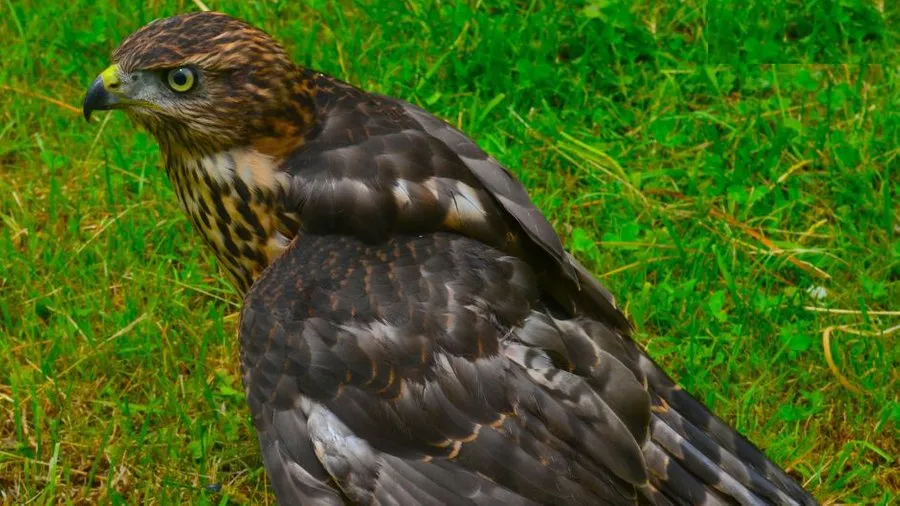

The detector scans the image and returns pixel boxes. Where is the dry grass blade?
[707,207,832,280]
[821,324,899,395]
[0,85,81,114]
[805,306,900,316]
[645,188,832,280]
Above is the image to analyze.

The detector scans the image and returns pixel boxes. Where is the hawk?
[83,12,816,505]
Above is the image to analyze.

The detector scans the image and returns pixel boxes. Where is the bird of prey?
[83,11,816,505]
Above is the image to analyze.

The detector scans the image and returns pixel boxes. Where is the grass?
[1,0,897,503]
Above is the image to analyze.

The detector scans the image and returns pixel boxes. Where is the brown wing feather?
[241,233,654,505]
[241,230,815,505]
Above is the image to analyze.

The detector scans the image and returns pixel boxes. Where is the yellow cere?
[99,64,120,89]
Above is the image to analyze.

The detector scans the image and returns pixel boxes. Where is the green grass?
[1,0,897,503]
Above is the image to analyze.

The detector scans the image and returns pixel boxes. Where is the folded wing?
[240,231,815,505]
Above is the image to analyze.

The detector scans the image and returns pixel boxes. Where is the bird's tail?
[634,349,816,505]
[567,257,815,505]
[578,317,816,505]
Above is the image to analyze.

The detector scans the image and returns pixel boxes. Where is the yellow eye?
[166,67,195,92]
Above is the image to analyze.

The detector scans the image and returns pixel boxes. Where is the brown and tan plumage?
[83,12,816,505]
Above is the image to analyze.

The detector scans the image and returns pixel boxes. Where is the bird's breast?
[167,148,302,293]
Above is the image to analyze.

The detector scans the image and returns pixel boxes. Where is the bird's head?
[83,12,315,158]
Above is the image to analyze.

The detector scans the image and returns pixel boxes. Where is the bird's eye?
[166,67,196,92]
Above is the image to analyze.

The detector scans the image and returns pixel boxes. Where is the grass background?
[1,0,898,503]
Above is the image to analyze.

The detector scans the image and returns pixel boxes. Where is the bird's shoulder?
[276,71,628,329]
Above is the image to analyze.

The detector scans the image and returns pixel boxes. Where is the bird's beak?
[83,64,123,121]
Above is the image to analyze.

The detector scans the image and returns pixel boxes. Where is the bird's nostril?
[108,81,120,89]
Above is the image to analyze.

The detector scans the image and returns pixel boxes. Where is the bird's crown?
[114,12,292,74]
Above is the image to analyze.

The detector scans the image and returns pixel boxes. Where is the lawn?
[1,0,897,504]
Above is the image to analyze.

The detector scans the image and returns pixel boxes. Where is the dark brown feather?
[241,233,652,504]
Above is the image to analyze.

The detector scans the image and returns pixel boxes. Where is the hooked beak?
[83,64,123,121]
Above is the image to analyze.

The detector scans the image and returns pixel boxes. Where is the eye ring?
[166,67,196,92]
